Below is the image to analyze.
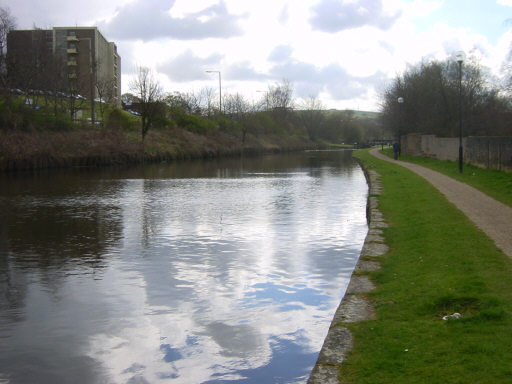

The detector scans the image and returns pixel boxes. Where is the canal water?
[0,150,368,384]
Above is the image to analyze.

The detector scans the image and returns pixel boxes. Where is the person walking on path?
[369,148,512,258]
[392,141,400,160]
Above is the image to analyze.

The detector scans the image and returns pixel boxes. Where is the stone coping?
[307,166,385,384]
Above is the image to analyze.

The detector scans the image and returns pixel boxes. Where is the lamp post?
[206,70,221,113]
[256,90,269,111]
[455,51,465,173]
[397,96,404,156]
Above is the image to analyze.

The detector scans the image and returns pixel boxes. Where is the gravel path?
[369,148,512,258]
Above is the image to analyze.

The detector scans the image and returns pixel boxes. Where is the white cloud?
[268,45,294,63]
[309,0,401,32]
[99,0,245,41]
[6,0,132,29]
[169,0,220,18]
[5,0,512,110]
[224,61,267,81]
[158,50,223,82]
[402,0,443,19]
[278,4,290,24]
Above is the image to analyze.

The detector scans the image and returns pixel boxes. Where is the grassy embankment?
[380,147,512,206]
[0,99,319,171]
[343,149,512,383]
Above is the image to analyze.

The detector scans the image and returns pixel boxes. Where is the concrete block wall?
[400,133,422,156]
[421,135,459,161]
[402,134,512,172]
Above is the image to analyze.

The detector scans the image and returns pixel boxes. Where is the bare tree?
[224,92,254,144]
[93,59,117,126]
[186,91,202,114]
[298,94,324,140]
[199,87,217,117]
[381,58,509,138]
[339,110,362,144]
[164,92,190,113]
[267,79,294,121]
[0,7,16,102]
[129,66,163,142]
[166,91,201,115]
[224,92,250,118]
[0,7,15,72]
[255,90,270,111]
[95,78,115,126]
[167,88,216,116]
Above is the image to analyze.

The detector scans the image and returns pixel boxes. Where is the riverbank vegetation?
[344,149,512,383]
[0,77,382,171]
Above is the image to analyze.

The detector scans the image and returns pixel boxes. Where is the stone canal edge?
[307,161,387,384]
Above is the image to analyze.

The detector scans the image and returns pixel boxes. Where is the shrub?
[153,114,176,130]
[105,108,138,131]
[215,114,242,133]
[171,107,217,134]
[0,100,73,131]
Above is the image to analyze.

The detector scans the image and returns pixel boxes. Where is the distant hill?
[325,109,380,119]
[351,110,380,119]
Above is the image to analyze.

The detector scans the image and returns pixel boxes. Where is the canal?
[0,150,368,384]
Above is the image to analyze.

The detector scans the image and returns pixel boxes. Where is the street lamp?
[455,50,465,173]
[397,96,404,155]
[256,90,269,111]
[206,70,221,113]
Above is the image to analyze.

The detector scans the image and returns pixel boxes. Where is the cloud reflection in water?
[84,164,367,383]
[0,151,367,383]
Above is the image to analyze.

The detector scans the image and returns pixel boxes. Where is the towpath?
[369,148,512,258]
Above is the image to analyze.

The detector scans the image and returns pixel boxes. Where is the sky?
[3,0,512,111]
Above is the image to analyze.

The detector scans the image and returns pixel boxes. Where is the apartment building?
[7,27,121,106]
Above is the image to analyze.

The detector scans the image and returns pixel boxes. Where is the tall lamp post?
[256,90,269,111]
[455,51,465,173]
[206,70,222,113]
[397,96,404,154]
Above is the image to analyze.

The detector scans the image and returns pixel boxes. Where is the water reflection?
[0,150,368,383]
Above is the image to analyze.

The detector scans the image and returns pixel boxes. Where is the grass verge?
[380,147,512,208]
[343,149,512,383]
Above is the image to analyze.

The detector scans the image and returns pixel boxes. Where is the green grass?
[328,143,355,149]
[381,148,512,208]
[343,149,512,383]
